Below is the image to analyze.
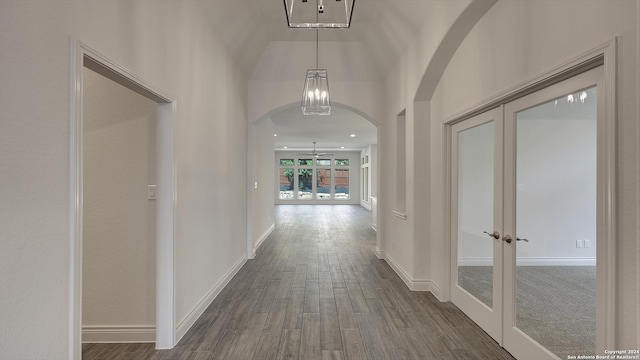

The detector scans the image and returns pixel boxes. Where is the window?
[396,111,406,213]
[361,167,369,201]
[277,155,354,201]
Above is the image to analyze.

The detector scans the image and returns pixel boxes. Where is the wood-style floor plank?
[83,205,514,360]
[319,299,342,351]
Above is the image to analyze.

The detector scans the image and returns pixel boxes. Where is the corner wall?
[0,1,248,357]
[249,117,276,257]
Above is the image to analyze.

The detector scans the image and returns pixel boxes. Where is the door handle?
[483,230,500,239]
[502,235,513,244]
[516,237,529,242]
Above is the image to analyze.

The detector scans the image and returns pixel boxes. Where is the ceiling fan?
[297,141,334,157]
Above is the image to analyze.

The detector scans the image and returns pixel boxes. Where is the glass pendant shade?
[301,69,331,115]
[284,0,355,29]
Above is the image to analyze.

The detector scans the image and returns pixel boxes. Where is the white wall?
[379,1,474,293]
[429,0,638,348]
[0,1,247,358]
[82,68,157,340]
[249,118,276,257]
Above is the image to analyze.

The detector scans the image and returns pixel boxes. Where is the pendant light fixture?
[301,28,331,115]
[284,0,355,29]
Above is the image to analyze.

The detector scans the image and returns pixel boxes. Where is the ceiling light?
[301,29,330,115]
[284,146,288,149]
[341,146,345,149]
[350,134,356,137]
[284,0,355,29]
[274,134,277,137]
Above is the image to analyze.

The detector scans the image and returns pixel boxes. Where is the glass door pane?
[279,168,294,200]
[513,86,597,359]
[457,121,495,308]
[316,169,331,199]
[450,107,502,342]
[335,169,349,199]
[298,169,313,199]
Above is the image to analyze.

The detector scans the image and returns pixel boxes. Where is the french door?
[451,66,604,359]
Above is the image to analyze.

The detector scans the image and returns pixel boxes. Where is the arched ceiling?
[199,0,479,151]
[270,105,377,151]
[199,0,470,78]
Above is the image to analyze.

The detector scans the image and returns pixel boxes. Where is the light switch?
[148,185,157,200]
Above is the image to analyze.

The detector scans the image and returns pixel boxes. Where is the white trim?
[82,325,155,343]
[251,224,275,258]
[69,38,83,360]
[375,247,385,259]
[360,201,372,211]
[175,254,247,343]
[599,38,617,352]
[70,39,177,357]
[155,101,177,349]
[384,254,436,293]
[458,257,597,267]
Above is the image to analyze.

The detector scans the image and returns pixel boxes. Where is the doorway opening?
[70,42,176,358]
[81,65,158,345]
[248,103,379,259]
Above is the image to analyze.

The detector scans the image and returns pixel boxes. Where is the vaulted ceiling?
[199,0,463,78]
[198,0,470,151]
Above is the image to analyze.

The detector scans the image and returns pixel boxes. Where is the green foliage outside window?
[335,159,349,166]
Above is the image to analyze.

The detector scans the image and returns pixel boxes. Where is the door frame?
[442,38,617,353]
[69,40,177,358]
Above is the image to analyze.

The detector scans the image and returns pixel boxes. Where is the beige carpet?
[458,265,596,359]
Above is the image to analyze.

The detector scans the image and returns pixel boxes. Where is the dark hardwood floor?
[83,205,515,360]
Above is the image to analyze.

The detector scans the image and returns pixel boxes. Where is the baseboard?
[459,257,597,266]
[383,254,436,293]
[82,325,155,343]
[371,224,378,232]
[360,201,372,211]
[250,223,275,258]
[175,253,246,342]
[375,247,385,259]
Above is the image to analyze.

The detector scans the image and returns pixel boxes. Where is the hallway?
[83,205,514,359]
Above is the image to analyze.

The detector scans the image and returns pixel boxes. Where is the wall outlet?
[576,239,583,248]
[584,239,590,248]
